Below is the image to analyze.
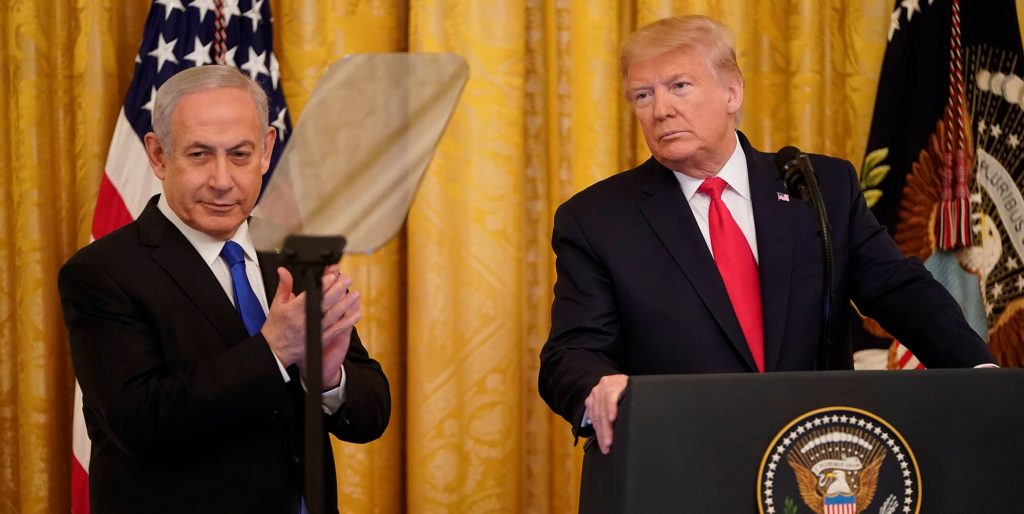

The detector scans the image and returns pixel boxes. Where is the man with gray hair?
[59,65,390,513]
[539,15,994,456]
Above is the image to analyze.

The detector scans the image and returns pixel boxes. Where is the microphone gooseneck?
[774,146,834,371]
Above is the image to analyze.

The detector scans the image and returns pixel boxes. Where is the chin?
[654,152,695,169]
[198,220,243,239]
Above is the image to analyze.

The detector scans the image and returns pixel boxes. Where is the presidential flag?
[858,0,1024,369]
[72,1,291,511]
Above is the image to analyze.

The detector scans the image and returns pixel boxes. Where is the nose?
[207,155,233,192]
[651,91,674,121]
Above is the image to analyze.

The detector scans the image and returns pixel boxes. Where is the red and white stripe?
[824,503,857,514]
[72,108,161,514]
[892,341,927,370]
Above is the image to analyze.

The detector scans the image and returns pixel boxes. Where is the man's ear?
[260,127,277,177]
[726,77,744,115]
[144,132,168,180]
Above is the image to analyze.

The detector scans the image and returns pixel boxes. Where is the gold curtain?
[5,0,1010,512]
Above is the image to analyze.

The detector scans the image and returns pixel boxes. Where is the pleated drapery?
[6,1,998,512]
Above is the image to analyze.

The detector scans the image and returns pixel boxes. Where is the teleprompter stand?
[280,235,346,514]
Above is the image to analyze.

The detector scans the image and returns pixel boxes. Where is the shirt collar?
[672,133,750,201]
[157,194,258,266]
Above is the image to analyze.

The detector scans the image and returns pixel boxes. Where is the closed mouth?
[659,130,686,141]
[202,202,238,211]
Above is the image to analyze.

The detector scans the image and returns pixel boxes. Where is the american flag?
[72,1,290,511]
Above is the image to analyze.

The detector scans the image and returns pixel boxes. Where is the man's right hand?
[261,267,306,367]
[585,374,628,455]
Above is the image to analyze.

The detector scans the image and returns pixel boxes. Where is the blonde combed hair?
[620,15,742,85]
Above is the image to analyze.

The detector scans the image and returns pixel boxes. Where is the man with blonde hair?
[60,65,390,513]
[539,15,993,455]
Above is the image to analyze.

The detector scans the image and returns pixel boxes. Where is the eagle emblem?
[860,45,1024,369]
[758,408,920,514]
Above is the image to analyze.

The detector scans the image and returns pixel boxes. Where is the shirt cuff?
[580,408,592,428]
[319,365,348,415]
[272,353,291,383]
[974,363,1000,368]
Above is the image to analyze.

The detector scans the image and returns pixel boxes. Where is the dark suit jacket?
[539,132,995,434]
[59,196,391,514]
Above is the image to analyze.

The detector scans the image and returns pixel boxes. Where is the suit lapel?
[137,198,250,346]
[741,134,797,372]
[257,251,281,301]
[636,158,756,371]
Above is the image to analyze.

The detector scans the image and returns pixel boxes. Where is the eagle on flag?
[858,0,1024,368]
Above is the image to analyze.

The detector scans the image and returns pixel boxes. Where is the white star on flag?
[269,52,281,89]
[901,0,921,21]
[224,46,238,68]
[221,0,242,26]
[190,0,217,22]
[147,34,179,73]
[184,37,213,67]
[272,107,289,139]
[244,0,265,32]
[241,48,269,80]
[889,8,902,41]
[991,281,1004,299]
[155,0,185,20]
[141,87,157,112]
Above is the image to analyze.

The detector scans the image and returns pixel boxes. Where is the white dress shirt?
[157,196,347,414]
[671,134,759,262]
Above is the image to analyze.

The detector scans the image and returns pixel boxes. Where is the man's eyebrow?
[182,141,256,152]
[626,82,653,94]
[659,73,687,87]
[183,142,215,152]
[626,72,691,92]
[227,141,257,152]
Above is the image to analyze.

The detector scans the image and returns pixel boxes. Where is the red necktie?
[698,177,765,372]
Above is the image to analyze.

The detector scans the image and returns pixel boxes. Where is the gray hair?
[151,65,269,148]
[621,15,742,86]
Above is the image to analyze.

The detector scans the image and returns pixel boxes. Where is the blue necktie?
[220,241,267,336]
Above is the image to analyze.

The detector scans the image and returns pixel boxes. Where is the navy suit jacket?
[59,196,391,514]
[538,132,995,433]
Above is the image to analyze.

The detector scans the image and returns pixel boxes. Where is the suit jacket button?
[271,409,279,419]
[291,455,300,464]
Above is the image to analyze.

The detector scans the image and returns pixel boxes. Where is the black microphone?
[774,145,814,200]
[774,146,834,371]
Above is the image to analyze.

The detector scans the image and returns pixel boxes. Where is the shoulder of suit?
[559,159,656,209]
[804,152,857,189]
[803,152,854,170]
[62,220,146,272]
[760,147,855,184]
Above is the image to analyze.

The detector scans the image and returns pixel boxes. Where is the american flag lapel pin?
[777,192,790,202]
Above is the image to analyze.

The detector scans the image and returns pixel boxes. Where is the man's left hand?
[317,264,362,390]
